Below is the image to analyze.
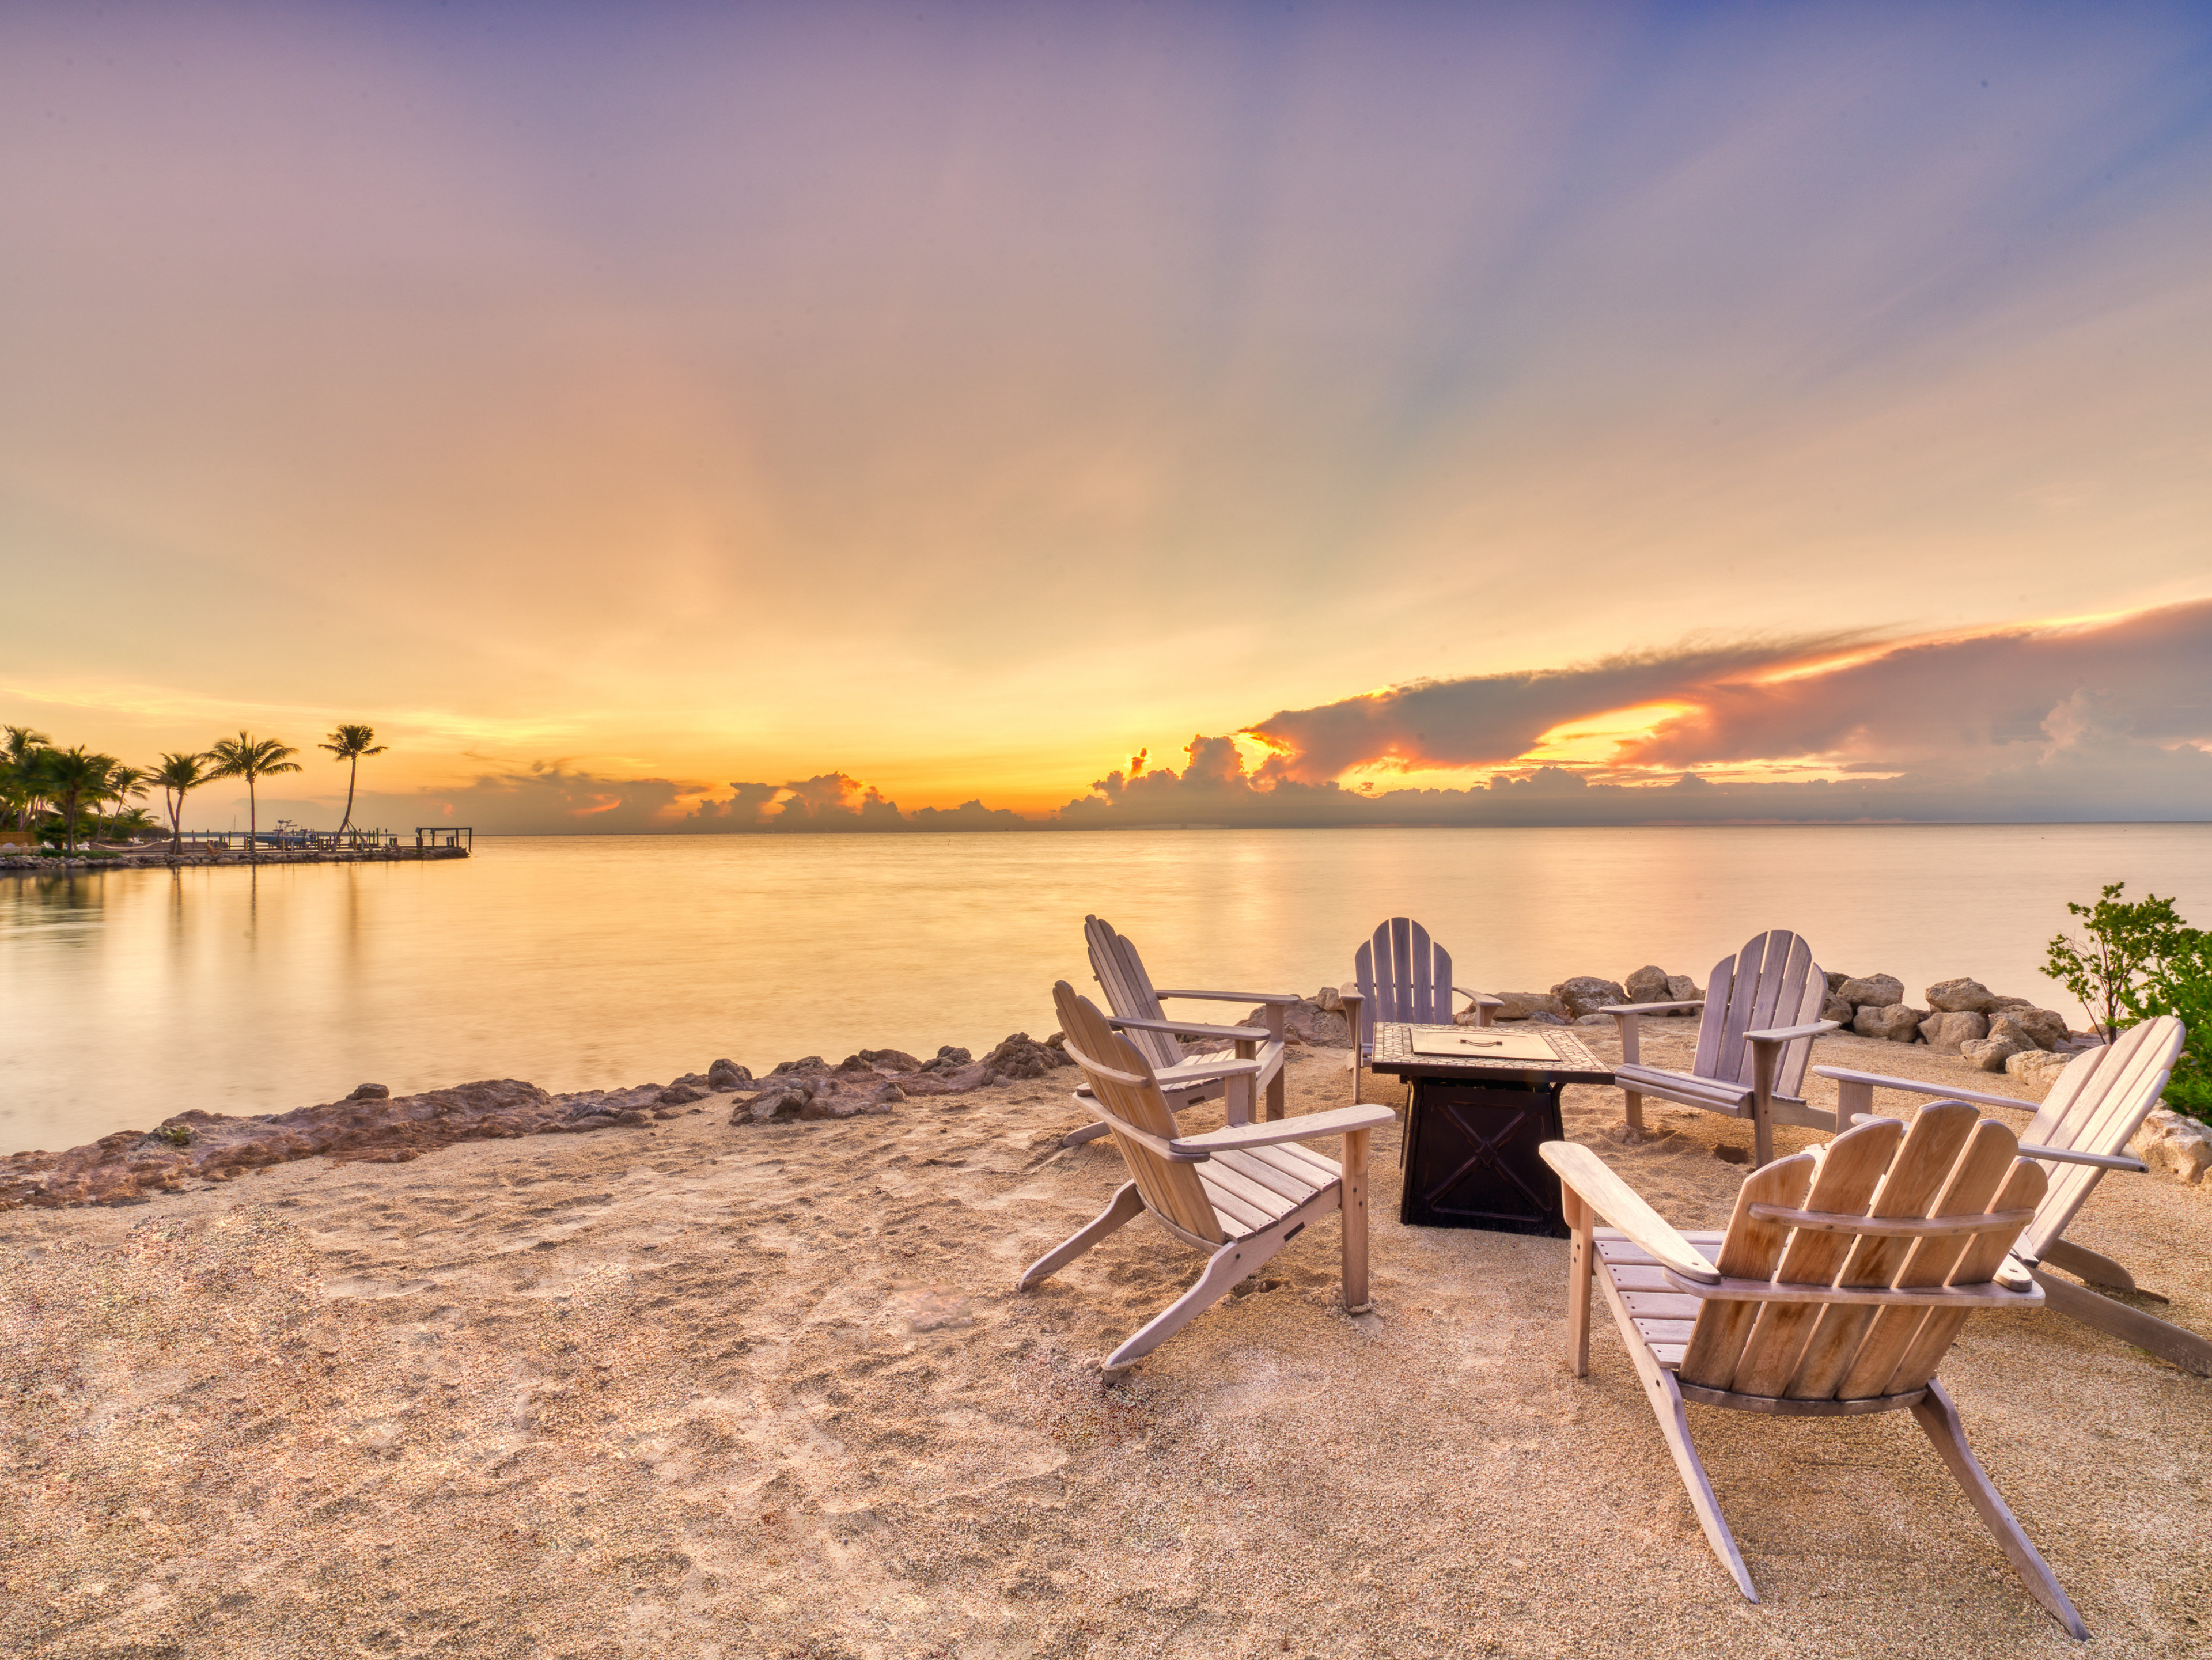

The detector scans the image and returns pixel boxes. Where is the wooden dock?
[0,828,473,874]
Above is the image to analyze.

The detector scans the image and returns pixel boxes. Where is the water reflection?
[1,824,2206,1157]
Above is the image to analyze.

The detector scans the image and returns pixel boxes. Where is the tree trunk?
[340,756,358,836]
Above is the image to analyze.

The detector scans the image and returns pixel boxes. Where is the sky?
[3,1,2209,832]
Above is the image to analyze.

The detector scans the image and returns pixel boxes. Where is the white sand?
[3,1024,2207,1657]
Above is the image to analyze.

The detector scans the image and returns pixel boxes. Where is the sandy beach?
[4,1020,2207,1658]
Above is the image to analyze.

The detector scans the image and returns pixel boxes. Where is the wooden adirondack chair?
[1607,927,1839,1167]
[1021,982,1394,1375]
[1815,1014,2207,1375]
[1062,915,1296,1147]
[1341,916,1503,1102]
[1542,1111,2085,1638]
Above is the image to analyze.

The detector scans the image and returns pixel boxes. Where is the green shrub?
[2047,883,2212,1124]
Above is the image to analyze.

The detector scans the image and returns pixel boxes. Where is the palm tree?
[151,752,211,855]
[3,726,52,832]
[317,723,388,836]
[204,732,302,856]
[43,746,116,855]
[97,764,148,843]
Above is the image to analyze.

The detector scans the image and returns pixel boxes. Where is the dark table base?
[1399,1077,1569,1237]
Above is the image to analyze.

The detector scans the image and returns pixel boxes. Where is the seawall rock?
[1838,975,1906,1009]
[1919,1011,1989,1053]
[1926,977,2002,1014]
[6,1031,1077,1205]
[1854,1003,1926,1044]
[2131,1109,2212,1185]
[1490,992,1569,1022]
[1552,977,1627,1019]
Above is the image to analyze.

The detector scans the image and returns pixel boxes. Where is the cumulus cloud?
[1243,637,1861,780]
[1615,601,2212,768]
[300,602,2208,833]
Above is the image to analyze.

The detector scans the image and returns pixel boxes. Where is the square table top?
[1369,1021,1613,1086]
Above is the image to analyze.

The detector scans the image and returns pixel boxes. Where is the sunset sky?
[4,3,2209,831]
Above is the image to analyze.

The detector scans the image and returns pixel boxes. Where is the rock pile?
[2131,1110,2212,1185]
[2,1032,1080,1207]
[722,1034,1074,1126]
[1814,973,2086,1072]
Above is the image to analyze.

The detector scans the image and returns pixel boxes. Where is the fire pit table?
[1369,1022,1613,1237]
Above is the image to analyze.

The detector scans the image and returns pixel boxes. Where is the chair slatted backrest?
[1352,918,1455,1046]
[1676,1106,2047,1402]
[1083,915,1184,1074]
[1688,928,1827,1098]
[2015,1015,2184,1262]
[1052,981,1225,1245]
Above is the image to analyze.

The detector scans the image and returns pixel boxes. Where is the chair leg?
[2032,1266,2212,1377]
[1340,1130,1372,1314]
[1101,1198,1329,1373]
[2038,1237,2138,1294]
[1835,1076,1872,1136]
[1597,1268,1758,1601]
[1563,1189,1593,1378]
[1103,1237,1263,1373]
[1623,1087,1645,1140]
[1749,1042,1778,1168]
[1060,1120,1112,1148]
[1646,1369,1759,1603]
[1017,1182,1144,1290]
[1910,1380,2088,1640]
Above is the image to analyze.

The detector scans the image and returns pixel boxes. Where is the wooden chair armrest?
[1451,988,1505,1006]
[1107,1014,1271,1045]
[1607,1000,1704,1017]
[2017,1142,2150,1172]
[1154,988,1301,1004]
[1169,1105,1396,1159]
[1816,1067,2031,1112]
[1745,1020,1840,1044]
[1539,1142,1721,1284]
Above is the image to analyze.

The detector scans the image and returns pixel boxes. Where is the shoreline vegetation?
[0,719,389,860]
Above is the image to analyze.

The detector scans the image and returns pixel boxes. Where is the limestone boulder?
[1926,978,2001,1014]
[733,1083,813,1123]
[2004,1049,2074,1090]
[1491,991,1568,1022]
[1838,974,1905,1009]
[1665,975,1702,1006]
[2130,1108,2212,1185]
[1986,1013,2053,1053]
[1315,985,1344,1013]
[1960,1032,2033,1072]
[1240,998,1351,1047]
[1999,1008,2069,1051]
[980,1032,1070,1079]
[1918,1011,1989,1055]
[1552,976,1628,1019]
[1623,965,1673,1004]
[1821,994,1854,1025]
[1853,1002,1925,1043]
[1824,969,1852,993]
[706,1057,753,1090]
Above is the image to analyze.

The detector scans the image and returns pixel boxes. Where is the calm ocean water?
[3,824,2207,1155]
